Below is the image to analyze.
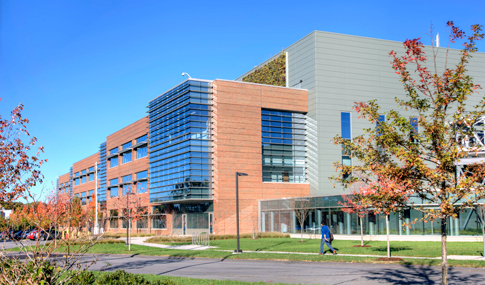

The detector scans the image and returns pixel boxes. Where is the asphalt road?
[73,253,485,284]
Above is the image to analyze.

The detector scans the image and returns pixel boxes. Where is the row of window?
[73,166,95,178]
[109,146,148,168]
[73,172,96,186]
[108,180,149,198]
[109,135,148,155]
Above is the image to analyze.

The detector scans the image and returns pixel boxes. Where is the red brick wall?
[212,80,310,235]
[72,153,100,199]
[105,117,157,233]
[58,172,71,201]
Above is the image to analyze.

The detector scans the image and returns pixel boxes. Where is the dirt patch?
[376,257,404,262]
[352,245,371,247]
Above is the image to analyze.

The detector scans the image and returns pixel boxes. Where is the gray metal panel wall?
[309,31,485,196]
[238,30,485,197]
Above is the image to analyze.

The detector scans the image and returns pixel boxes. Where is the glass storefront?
[260,196,485,236]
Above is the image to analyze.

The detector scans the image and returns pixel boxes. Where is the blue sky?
[1,0,484,197]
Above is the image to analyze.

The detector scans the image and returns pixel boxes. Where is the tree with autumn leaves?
[0,100,46,205]
[333,22,484,285]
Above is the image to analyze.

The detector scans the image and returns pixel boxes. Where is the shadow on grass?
[253,241,294,252]
[371,246,412,253]
[363,263,484,284]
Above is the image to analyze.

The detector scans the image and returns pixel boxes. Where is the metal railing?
[192,232,210,246]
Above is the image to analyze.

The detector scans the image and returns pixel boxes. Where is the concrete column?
[346,213,351,235]
[270,212,274,232]
[449,217,453,236]
[369,221,374,235]
[292,211,296,234]
[399,216,403,235]
[405,217,410,235]
[338,216,344,235]
[317,210,322,232]
[454,217,460,236]
[262,213,266,232]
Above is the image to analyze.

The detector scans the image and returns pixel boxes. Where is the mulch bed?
[376,257,404,262]
[352,245,371,247]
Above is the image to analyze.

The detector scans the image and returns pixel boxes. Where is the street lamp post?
[234,172,248,254]
[94,162,99,235]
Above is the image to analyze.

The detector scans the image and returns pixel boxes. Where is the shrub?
[69,270,96,285]
[94,270,176,285]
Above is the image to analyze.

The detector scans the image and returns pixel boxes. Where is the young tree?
[112,184,148,250]
[294,194,312,242]
[333,22,484,285]
[0,100,46,203]
[340,192,369,247]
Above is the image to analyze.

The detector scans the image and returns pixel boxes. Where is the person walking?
[320,221,336,255]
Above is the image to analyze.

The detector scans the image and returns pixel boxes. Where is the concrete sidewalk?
[125,236,485,261]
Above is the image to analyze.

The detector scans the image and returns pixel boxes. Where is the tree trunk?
[300,221,304,242]
[441,217,448,285]
[360,217,364,247]
[386,214,390,258]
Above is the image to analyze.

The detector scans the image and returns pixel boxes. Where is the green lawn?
[203,238,485,257]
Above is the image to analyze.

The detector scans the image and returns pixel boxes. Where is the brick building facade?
[58,79,308,236]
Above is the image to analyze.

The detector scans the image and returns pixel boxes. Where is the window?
[110,187,119,198]
[152,215,167,229]
[81,176,86,184]
[377,115,386,135]
[89,173,94,182]
[74,172,79,177]
[89,166,95,172]
[136,170,148,180]
[137,146,147,159]
[74,178,79,186]
[122,141,132,149]
[82,198,87,206]
[410,117,419,143]
[122,184,132,195]
[137,135,147,143]
[261,110,306,183]
[137,180,148,193]
[341,112,352,180]
[89,190,94,202]
[109,210,118,229]
[110,178,119,186]
[137,217,148,229]
[110,147,118,155]
[110,156,118,168]
[122,175,132,183]
[122,151,132,164]
[81,169,86,175]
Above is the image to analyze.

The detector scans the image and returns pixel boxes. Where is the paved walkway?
[124,236,485,261]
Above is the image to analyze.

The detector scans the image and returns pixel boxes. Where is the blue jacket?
[321,225,330,240]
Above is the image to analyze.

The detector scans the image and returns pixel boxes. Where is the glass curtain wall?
[261,110,306,183]
[260,196,485,236]
[148,79,213,202]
